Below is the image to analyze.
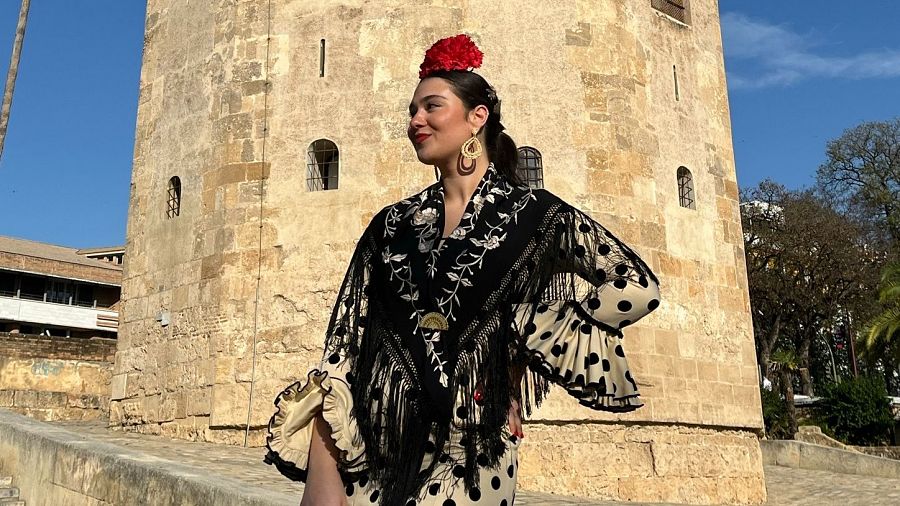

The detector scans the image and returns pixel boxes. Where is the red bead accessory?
[419,34,484,79]
[473,388,484,404]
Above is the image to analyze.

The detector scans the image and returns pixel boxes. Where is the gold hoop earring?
[460,130,482,160]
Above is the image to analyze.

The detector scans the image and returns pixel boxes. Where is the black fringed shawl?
[300,163,659,505]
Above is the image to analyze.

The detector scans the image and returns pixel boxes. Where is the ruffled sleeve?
[264,230,373,482]
[264,356,367,481]
[512,202,661,412]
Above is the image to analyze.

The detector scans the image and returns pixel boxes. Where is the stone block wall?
[116,0,766,502]
[0,333,114,421]
[520,423,765,504]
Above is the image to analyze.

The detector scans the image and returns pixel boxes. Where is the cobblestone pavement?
[44,421,900,505]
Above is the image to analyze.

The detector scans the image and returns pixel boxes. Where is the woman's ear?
[468,104,490,132]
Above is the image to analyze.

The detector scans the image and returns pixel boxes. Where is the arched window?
[677,166,696,209]
[516,147,544,189]
[307,139,339,191]
[166,176,181,218]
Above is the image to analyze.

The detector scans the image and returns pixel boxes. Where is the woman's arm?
[508,204,661,414]
[300,413,348,506]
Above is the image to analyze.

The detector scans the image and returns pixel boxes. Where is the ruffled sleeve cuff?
[513,300,644,412]
[264,368,366,482]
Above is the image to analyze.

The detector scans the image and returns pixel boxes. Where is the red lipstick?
[414,133,431,143]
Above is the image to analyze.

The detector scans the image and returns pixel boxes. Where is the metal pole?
[244,0,272,448]
[824,329,838,384]
[846,312,859,378]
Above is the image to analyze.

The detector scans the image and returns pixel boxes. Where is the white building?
[0,236,122,339]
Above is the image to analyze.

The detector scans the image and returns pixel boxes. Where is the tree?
[816,117,900,257]
[741,181,879,394]
[742,181,789,378]
[769,348,801,438]
[0,0,30,164]
[860,262,900,368]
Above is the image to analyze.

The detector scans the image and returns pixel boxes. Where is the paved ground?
[41,421,900,505]
[762,464,900,505]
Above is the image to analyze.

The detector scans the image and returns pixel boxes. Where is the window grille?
[307,139,339,191]
[167,176,181,218]
[652,0,688,24]
[677,166,696,209]
[516,147,544,189]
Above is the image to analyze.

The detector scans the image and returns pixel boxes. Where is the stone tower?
[116,0,766,502]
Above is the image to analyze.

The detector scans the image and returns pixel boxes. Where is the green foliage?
[769,348,800,373]
[860,261,900,363]
[814,376,895,446]
[797,412,839,440]
[760,387,794,439]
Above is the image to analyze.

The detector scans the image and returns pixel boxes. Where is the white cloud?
[721,12,900,90]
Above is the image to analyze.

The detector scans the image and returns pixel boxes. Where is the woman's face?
[407,77,480,167]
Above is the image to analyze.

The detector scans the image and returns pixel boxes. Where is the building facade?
[0,236,121,338]
[116,1,765,502]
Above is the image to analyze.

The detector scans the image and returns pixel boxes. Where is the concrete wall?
[0,333,114,421]
[116,0,765,502]
[0,409,296,506]
[762,439,900,480]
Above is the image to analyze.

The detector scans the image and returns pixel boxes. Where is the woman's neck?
[437,155,490,204]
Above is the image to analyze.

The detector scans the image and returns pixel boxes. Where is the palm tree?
[0,0,31,164]
[860,261,900,388]
[769,347,802,438]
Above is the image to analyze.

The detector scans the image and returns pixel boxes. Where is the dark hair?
[424,70,522,186]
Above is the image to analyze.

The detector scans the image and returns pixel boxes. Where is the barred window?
[516,147,544,189]
[166,176,181,218]
[307,139,339,191]
[651,0,688,24]
[677,166,696,209]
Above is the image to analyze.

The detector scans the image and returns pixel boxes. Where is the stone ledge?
[0,408,297,506]
[852,446,900,461]
[761,439,900,480]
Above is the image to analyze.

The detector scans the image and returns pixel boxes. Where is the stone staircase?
[0,476,24,505]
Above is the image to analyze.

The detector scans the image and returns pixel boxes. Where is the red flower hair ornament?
[419,34,484,79]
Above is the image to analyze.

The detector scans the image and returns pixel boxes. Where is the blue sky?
[0,1,898,248]
[0,1,144,248]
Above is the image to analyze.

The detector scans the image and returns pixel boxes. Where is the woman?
[264,34,661,506]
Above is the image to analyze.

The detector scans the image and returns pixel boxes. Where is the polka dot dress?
[266,193,662,505]
[342,428,521,505]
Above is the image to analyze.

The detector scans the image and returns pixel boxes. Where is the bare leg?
[300,413,349,506]
[508,361,526,437]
